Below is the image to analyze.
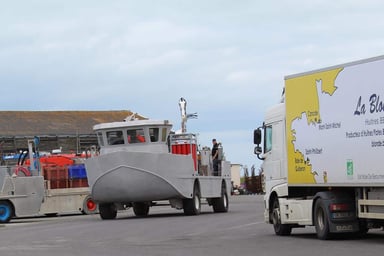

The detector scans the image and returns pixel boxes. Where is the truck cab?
[255,103,287,194]
[254,90,359,239]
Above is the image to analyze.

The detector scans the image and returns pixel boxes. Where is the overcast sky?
[1,1,384,173]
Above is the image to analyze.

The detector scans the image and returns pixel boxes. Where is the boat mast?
[178,97,197,133]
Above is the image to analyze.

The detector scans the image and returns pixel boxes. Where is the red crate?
[48,179,69,189]
[69,178,89,188]
[43,165,69,181]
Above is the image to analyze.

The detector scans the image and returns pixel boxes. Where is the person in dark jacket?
[211,139,219,176]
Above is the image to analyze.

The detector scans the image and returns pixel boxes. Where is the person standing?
[211,139,219,176]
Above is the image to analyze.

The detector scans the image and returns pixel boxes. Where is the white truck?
[254,55,384,239]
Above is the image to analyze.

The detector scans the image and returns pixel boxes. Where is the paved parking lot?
[1,195,384,256]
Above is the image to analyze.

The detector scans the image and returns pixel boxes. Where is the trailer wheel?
[133,202,150,217]
[99,203,117,220]
[271,198,291,236]
[0,201,14,223]
[82,195,98,215]
[314,199,331,240]
[212,185,229,213]
[183,185,201,215]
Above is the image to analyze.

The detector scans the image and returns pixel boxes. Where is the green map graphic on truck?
[286,58,384,185]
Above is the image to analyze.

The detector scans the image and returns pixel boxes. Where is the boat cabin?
[93,120,173,154]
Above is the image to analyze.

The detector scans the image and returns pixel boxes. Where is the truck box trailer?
[254,55,384,239]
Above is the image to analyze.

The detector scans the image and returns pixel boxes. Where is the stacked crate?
[68,164,88,188]
[42,164,89,189]
[43,164,69,189]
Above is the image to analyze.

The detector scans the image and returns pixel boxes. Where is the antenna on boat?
[179,97,198,133]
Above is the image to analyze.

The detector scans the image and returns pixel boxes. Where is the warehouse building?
[0,110,144,163]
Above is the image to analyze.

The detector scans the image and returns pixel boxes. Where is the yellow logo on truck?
[285,68,343,184]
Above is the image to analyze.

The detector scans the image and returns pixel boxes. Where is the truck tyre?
[183,185,201,215]
[212,185,229,213]
[82,195,98,215]
[314,199,331,240]
[271,198,291,236]
[133,202,150,217]
[99,203,117,220]
[0,201,14,223]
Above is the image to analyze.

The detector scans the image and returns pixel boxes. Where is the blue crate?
[68,164,87,179]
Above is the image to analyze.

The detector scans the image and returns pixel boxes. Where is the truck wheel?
[271,198,291,236]
[82,195,98,215]
[212,185,229,213]
[314,199,331,240]
[183,185,201,215]
[0,201,14,223]
[99,203,117,220]
[133,202,150,217]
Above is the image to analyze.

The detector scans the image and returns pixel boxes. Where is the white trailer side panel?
[285,56,384,186]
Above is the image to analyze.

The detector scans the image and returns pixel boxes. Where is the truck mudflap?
[313,191,359,239]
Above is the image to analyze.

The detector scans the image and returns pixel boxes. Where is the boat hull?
[85,151,197,203]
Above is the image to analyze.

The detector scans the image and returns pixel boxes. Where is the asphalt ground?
[1,195,384,256]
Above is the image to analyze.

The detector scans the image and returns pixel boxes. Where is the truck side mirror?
[253,129,265,160]
[254,128,262,145]
[254,145,264,160]
[254,146,262,155]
